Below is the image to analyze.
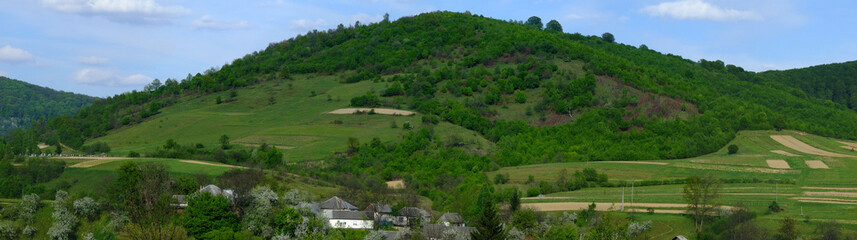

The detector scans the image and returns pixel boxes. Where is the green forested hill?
[4,11,857,220]
[758,61,857,110]
[0,76,95,135]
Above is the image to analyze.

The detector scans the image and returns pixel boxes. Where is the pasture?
[87,75,491,162]
[490,130,857,236]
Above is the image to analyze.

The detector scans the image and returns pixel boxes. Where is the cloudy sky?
[1,0,855,97]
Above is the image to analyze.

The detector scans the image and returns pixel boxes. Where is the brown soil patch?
[595,161,668,165]
[803,191,857,198]
[802,187,857,191]
[837,141,857,148]
[673,163,798,174]
[328,108,415,116]
[770,135,855,158]
[771,150,799,157]
[386,180,405,189]
[805,160,829,169]
[38,144,50,149]
[178,160,247,169]
[766,160,791,169]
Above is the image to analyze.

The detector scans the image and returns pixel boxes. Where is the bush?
[525,186,541,197]
[514,90,527,103]
[728,144,739,154]
[493,174,509,184]
[127,151,140,157]
[768,201,782,213]
[0,221,17,240]
[120,224,189,240]
[73,197,99,219]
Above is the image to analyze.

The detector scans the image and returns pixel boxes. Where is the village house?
[319,196,373,230]
[437,212,465,227]
[364,203,394,226]
[172,184,236,211]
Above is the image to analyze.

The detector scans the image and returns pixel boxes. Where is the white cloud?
[641,0,761,21]
[290,19,327,30]
[0,45,35,64]
[191,15,252,30]
[76,56,108,65]
[350,13,383,24]
[41,0,190,25]
[74,68,152,86]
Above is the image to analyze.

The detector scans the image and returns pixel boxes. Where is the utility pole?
[631,180,635,209]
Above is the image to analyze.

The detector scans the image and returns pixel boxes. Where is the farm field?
[87,75,492,162]
[490,130,857,236]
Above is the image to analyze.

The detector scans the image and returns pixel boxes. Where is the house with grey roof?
[330,211,374,230]
[437,212,465,227]
[422,223,475,240]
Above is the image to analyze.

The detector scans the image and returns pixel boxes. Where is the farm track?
[328,108,415,115]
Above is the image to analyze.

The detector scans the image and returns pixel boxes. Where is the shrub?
[73,197,98,219]
[514,90,527,103]
[120,224,189,240]
[727,144,739,154]
[525,187,541,197]
[493,174,509,184]
[127,151,140,157]
[0,221,17,240]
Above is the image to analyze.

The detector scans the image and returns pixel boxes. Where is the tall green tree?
[683,175,721,237]
[220,135,230,149]
[471,187,505,240]
[602,32,615,43]
[525,16,543,30]
[510,189,521,212]
[545,19,562,32]
[183,192,239,238]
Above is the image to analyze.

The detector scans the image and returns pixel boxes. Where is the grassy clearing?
[45,158,238,193]
[89,75,490,162]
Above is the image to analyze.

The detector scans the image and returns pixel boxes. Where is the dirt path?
[328,108,415,115]
[386,180,405,189]
[523,201,733,214]
[805,160,830,169]
[770,135,855,158]
[766,160,791,169]
[792,197,857,203]
[178,160,247,169]
[673,162,798,174]
[771,150,799,157]
[595,161,668,165]
[238,143,295,149]
[837,141,857,148]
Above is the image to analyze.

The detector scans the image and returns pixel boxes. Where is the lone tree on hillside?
[545,20,562,32]
[683,175,721,237]
[602,32,615,43]
[728,144,739,154]
[525,16,543,30]
[220,135,230,149]
[472,188,505,240]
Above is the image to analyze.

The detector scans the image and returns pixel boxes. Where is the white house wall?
[329,219,374,230]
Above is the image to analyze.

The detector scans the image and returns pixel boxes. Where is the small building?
[437,212,465,227]
[395,207,430,227]
[172,184,235,211]
[329,211,374,230]
[673,235,689,240]
[365,203,394,225]
[319,196,359,218]
[422,223,475,240]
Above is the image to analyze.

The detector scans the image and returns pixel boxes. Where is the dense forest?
[0,77,95,135]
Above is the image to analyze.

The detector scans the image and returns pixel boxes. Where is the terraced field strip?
[805,160,829,169]
[770,135,856,158]
[178,160,247,169]
[523,202,733,215]
[803,191,857,198]
[766,160,790,169]
[595,161,668,165]
[802,186,857,191]
[67,157,130,168]
[328,108,415,115]
[673,162,798,174]
[771,150,799,156]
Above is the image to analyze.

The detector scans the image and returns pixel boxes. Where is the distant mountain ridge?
[0,76,96,135]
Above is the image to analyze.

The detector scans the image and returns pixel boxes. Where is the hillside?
[3,11,857,239]
[0,76,95,135]
[759,61,857,110]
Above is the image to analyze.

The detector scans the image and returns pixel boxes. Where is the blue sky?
[1,0,855,97]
